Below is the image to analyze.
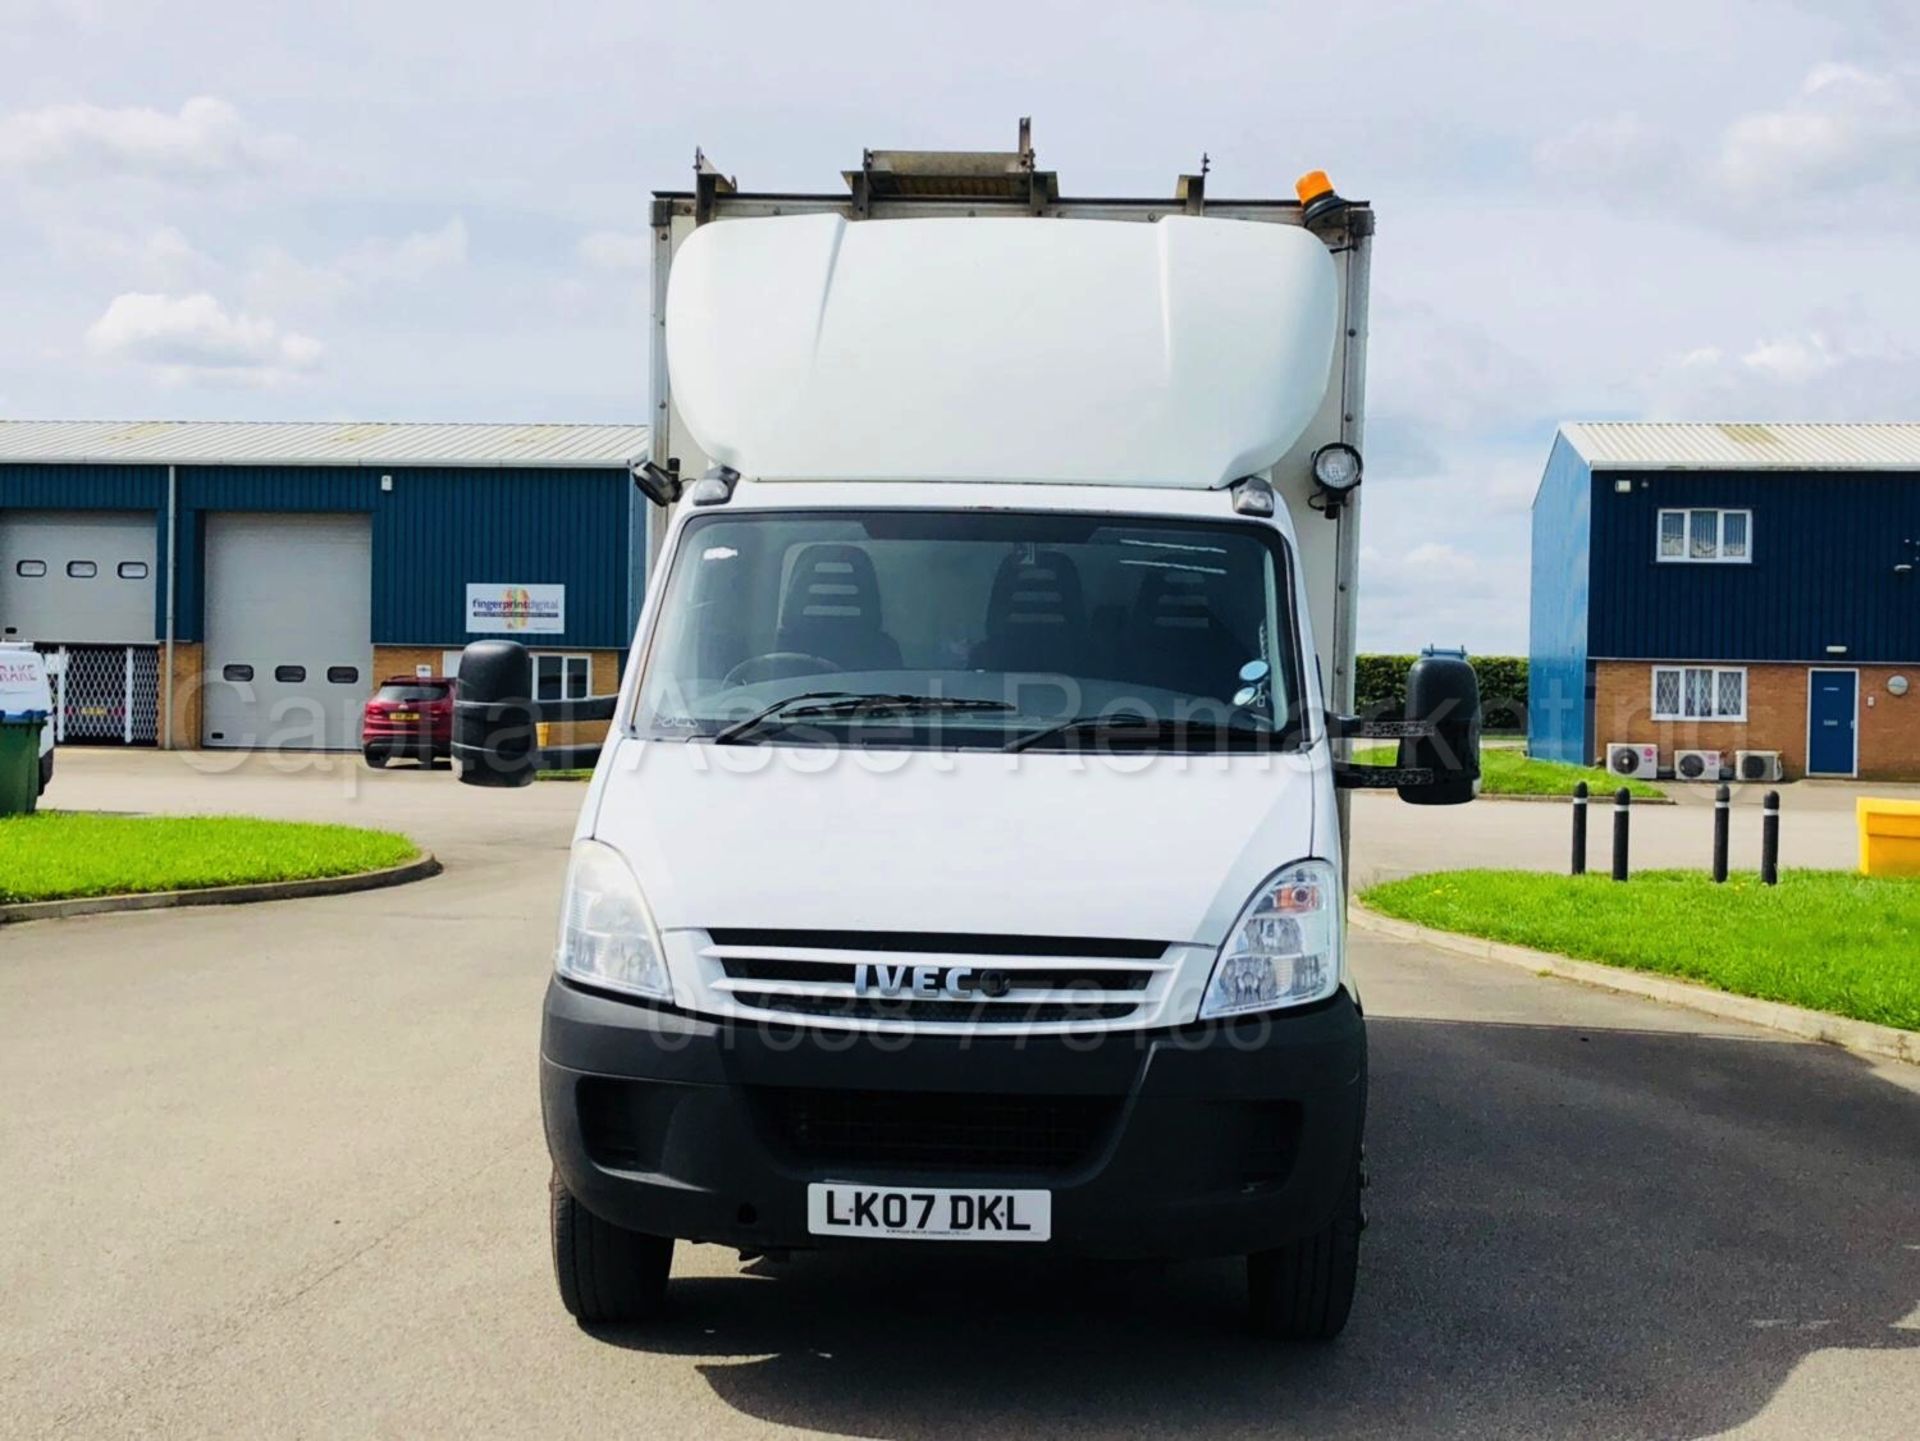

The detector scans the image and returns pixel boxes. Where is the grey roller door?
[203,513,372,751]
[0,510,157,644]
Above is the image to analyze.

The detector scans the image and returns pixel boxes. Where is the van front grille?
[696,929,1177,1033]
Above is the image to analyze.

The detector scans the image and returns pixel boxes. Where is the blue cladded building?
[1530,422,1920,781]
[0,420,650,749]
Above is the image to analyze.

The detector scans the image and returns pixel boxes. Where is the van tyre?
[1246,1145,1365,1341]
[550,1171,673,1324]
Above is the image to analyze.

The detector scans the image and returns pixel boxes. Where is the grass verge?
[0,812,420,904]
[1354,745,1666,799]
[1361,868,1920,1031]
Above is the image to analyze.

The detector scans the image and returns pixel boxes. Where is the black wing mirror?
[1397,649,1481,806]
[452,640,538,788]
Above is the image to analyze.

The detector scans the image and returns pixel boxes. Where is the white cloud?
[1533,112,1673,191]
[1360,526,1525,653]
[1649,327,1920,418]
[49,222,217,289]
[84,291,322,386]
[1716,63,1919,200]
[242,218,468,314]
[1371,304,1553,440]
[1536,63,1920,226]
[579,230,650,270]
[0,96,290,180]
[342,216,468,283]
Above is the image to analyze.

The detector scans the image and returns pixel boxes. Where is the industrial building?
[1530,421,1920,781]
[0,420,649,751]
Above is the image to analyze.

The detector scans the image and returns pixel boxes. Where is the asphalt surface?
[2,751,1916,1439]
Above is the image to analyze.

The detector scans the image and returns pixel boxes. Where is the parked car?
[361,677,456,768]
[0,643,55,796]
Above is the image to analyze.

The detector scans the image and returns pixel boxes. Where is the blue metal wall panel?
[1528,435,1593,763]
[172,465,632,647]
[0,463,166,509]
[372,467,631,649]
[1587,470,1920,664]
[5,463,635,649]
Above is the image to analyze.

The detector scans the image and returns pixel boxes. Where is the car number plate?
[391,711,419,721]
[807,1183,1050,1241]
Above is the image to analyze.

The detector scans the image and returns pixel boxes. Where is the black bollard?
[1712,783,1730,884]
[1761,790,1780,886]
[1612,787,1631,882]
[1572,781,1589,875]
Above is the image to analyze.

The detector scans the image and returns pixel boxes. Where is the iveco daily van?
[456,126,1480,1340]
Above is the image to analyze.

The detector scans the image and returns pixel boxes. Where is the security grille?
[1715,670,1745,717]
[1654,669,1681,717]
[43,644,159,745]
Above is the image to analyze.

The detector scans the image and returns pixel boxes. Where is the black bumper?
[542,979,1366,1261]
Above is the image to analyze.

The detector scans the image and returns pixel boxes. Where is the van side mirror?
[1397,651,1481,806]
[452,640,538,788]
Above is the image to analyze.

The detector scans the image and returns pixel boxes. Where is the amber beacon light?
[1295,169,1348,225]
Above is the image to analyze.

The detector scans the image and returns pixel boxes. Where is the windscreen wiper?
[712,692,1015,745]
[1004,712,1274,753]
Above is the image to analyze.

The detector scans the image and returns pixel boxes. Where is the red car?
[362,677,457,768]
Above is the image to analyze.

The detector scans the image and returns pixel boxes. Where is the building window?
[535,652,592,702]
[1657,508,1751,563]
[117,561,150,580]
[66,560,98,578]
[15,560,46,578]
[1652,665,1747,721]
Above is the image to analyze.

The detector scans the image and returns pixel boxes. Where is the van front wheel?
[550,1171,673,1325]
[1246,1145,1364,1341]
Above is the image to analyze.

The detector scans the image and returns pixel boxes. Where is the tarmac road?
[2,751,1916,1439]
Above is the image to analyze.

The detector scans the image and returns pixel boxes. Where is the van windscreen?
[636,510,1304,751]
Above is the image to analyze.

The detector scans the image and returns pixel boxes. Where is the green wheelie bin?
[0,710,48,816]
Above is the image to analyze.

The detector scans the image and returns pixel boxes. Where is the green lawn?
[0,812,420,904]
[1361,869,1920,1031]
[1353,744,1666,799]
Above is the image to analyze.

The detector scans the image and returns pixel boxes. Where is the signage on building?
[466,583,565,634]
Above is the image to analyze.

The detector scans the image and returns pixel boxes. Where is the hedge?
[1355,654,1528,733]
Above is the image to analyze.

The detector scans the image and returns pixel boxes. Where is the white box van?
[0,643,55,797]
[457,128,1480,1339]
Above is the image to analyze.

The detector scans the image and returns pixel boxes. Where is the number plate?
[807,1183,1050,1242]
[391,711,420,721]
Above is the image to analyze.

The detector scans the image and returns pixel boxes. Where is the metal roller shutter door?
[0,510,156,645]
[202,513,373,751]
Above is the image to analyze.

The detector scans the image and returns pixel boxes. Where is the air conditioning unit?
[1606,743,1660,780]
[1674,749,1723,782]
[1736,750,1784,783]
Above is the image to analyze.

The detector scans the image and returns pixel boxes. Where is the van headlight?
[1199,860,1341,1018]
[555,839,671,1001]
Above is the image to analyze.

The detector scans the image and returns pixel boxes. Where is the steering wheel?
[721,652,845,688]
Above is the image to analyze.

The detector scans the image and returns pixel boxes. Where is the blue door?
[1807,670,1857,776]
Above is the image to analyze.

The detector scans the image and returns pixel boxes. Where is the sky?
[1,0,1916,652]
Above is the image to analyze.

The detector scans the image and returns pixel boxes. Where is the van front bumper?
[542,978,1366,1260]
